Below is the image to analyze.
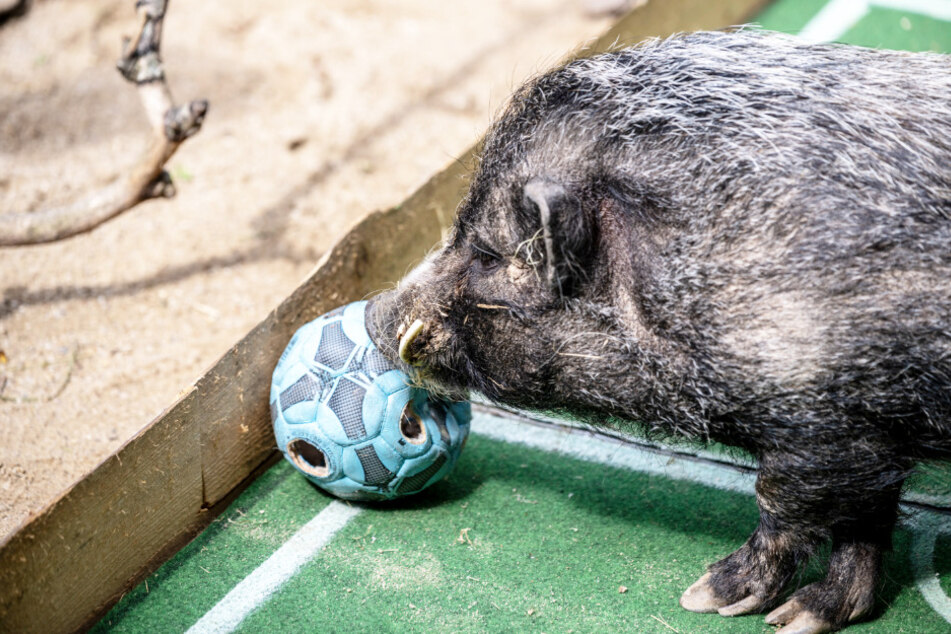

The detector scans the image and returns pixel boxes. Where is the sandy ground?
[0,0,613,539]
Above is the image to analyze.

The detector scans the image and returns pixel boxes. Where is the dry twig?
[0,0,207,246]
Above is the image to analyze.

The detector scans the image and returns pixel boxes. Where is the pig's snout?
[367,290,439,369]
[397,318,426,365]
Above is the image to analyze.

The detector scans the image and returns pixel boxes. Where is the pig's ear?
[522,177,596,297]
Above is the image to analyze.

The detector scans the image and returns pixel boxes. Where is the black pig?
[368,30,951,633]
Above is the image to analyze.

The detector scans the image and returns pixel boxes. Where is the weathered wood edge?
[0,1,767,631]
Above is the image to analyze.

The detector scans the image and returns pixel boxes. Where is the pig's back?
[609,33,951,453]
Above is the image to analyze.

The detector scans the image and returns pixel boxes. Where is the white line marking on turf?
[910,511,951,623]
[471,411,757,494]
[471,411,951,624]
[186,501,362,634]
[798,0,869,43]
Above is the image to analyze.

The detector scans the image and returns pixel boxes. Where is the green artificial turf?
[940,535,951,597]
[98,433,950,633]
[843,8,951,53]
[236,435,759,633]
[908,462,951,506]
[755,0,830,33]
[243,436,947,633]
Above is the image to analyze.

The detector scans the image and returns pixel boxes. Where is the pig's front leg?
[679,448,907,633]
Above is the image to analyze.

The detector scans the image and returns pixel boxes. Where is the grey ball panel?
[355,445,394,486]
[328,378,368,440]
[315,320,354,370]
[280,373,319,411]
[397,453,448,495]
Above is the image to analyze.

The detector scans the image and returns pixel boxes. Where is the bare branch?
[0,0,208,247]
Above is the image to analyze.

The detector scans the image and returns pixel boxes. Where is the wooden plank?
[601,0,771,45]
[0,1,766,631]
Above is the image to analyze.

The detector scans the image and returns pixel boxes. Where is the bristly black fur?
[369,29,951,631]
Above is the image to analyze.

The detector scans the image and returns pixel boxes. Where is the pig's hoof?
[717,593,767,616]
[679,572,728,613]
[681,570,772,615]
[763,570,874,633]
[766,599,833,634]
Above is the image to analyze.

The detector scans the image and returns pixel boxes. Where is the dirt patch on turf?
[0,0,612,538]
[369,554,444,590]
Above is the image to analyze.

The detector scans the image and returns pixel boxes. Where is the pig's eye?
[470,243,503,273]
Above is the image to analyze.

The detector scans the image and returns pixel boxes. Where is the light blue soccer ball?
[270,300,471,501]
